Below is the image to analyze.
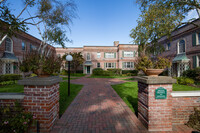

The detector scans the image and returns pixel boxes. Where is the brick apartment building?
[56,41,138,74]
[156,19,200,77]
[0,31,55,75]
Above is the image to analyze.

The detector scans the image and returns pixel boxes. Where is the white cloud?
[185,9,199,21]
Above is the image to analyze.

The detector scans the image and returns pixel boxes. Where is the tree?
[63,52,84,74]
[0,0,77,54]
[136,0,200,26]
[130,1,184,55]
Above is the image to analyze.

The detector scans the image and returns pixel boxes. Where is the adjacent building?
[157,19,200,77]
[56,41,138,74]
[0,31,55,75]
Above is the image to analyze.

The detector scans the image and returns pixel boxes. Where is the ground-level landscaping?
[112,82,200,115]
[89,75,130,78]
[0,82,83,116]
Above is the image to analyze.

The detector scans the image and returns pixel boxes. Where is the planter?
[145,69,164,77]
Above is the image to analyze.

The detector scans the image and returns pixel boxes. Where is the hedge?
[122,70,138,76]
[0,74,22,83]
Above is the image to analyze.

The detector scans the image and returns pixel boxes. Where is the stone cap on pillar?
[136,76,176,84]
[18,76,62,86]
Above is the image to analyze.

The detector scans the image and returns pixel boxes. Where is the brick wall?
[172,95,200,125]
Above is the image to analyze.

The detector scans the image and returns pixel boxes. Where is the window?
[166,43,171,50]
[105,53,115,58]
[97,52,101,58]
[123,51,134,57]
[87,53,91,61]
[5,38,12,52]
[105,63,115,68]
[178,40,185,54]
[193,55,200,68]
[97,63,100,68]
[30,44,33,52]
[5,63,12,74]
[123,62,134,68]
[22,42,26,51]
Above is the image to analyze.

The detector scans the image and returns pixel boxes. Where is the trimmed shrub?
[176,77,194,85]
[182,67,200,83]
[0,74,22,83]
[122,70,138,76]
[186,107,200,131]
[103,71,113,76]
[107,69,122,75]
[92,68,104,76]
[60,69,68,75]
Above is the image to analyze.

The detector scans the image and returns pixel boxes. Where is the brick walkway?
[51,77,194,133]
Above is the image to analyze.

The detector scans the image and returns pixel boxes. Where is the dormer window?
[5,38,12,53]
[87,53,91,61]
[178,40,185,54]
[166,43,171,50]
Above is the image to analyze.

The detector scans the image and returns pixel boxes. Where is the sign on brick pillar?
[18,76,62,133]
[137,76,176,131]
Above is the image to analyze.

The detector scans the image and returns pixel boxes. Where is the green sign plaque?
[155,87,167,99]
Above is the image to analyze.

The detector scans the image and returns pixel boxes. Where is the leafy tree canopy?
[130,1,184,55]
[0,0,77,48]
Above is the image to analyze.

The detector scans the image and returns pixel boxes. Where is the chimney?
[114,41,119,46]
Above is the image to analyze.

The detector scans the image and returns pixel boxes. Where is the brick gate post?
[18,76,62,133]
[137,76,176,131]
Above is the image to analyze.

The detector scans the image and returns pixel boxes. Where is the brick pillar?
[18,76,62,133]
[137,76,176,131]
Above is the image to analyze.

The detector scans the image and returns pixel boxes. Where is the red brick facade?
[172,96,200,125]
[56,41,138,74]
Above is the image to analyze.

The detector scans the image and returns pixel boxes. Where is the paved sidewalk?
[51,77,148,133]
[51,77,194,133]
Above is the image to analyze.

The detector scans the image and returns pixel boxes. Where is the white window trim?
[124,51,134,57]
[177,39,186,54]
[197,55,200,67]
[166,43,171,51]
[105,53,115,58]
[5,37,13,53]
[123,62,134,68]
[3,62,13,74]
[97,52,101,58]
[196,33,200,45]
[86,53,91,61]
[22,41,26,51]
[105,63,115,68]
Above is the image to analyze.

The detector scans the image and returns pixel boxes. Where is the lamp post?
[66,54,73,96]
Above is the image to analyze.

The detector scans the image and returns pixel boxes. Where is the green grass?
[70,73,86,77]
[112,82,200,115]
[122,78,135,81]
[112,82,138,114]
[59,82,83,116]
[173,84,200,91]
[89,75,129,78]
[62,77,78,80]
[0,82,83,116]
[0,84,24,93]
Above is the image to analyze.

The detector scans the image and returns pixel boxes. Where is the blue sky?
[7,0,198,47]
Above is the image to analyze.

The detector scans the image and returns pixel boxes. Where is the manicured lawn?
[0,84,24,93]
[112,82,138,114]
[89,75,130,78]
[0,82,83,116]
[59,82,83,116]
[62,77,78,80]
[173,84,200,91]
[112,82,200,115]
[69,73,86,77]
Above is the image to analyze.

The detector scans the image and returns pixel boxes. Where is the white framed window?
[5,38,12,53]
[86,53,91,61]
[105,53,115,58]
[178,40,185,54]
[22,42,26,51]
[105,63,116,68]
[4,63,13,74]
[166,43,171,50]
[97,52,101,58]
[123,62,134,68]
[97,63,100,68]
[124,51,134,57]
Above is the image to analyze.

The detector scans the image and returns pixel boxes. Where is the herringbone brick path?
[51,77,194,133]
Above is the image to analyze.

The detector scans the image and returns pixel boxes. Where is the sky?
[6,0,199,48]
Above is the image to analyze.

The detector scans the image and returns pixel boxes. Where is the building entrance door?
[87,66,90,74]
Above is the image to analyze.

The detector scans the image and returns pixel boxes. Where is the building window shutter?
[193,56,197,68]
[104,63,106,69]
[114,53,116,58]
[114,63,116,68]
[122,51,124,57]
[192,33,196,46]
[104,53,106,58]
[122,62,124,69]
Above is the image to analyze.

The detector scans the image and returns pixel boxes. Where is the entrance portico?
[84,61,93,74]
